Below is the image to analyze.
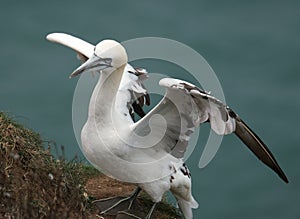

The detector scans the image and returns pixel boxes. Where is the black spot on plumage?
[170,175,175,183]
[180,164,191,178]
[180,82,208,94]
[128,70,137,75]
[128,68,148,77]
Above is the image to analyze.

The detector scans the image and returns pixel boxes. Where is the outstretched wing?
[131,78,288,183]
[46,33,93,63]
[46,32,150,121]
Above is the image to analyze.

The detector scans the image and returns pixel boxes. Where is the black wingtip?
[274,161,289,184]
[282,176,289,184]
[234,118,289,184]
[279,171,289,184]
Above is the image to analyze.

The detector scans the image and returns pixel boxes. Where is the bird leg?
[145,202,157,219]
[127,187,142,209]
[94,187,141,215]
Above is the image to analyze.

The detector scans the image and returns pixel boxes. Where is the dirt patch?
[85,175,136,200]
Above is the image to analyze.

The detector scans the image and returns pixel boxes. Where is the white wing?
[46,33,94,62]
[132,77,288,183]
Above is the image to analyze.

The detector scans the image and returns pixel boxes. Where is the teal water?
[1,0,299,218]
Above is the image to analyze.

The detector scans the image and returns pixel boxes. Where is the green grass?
[0,111,96,218]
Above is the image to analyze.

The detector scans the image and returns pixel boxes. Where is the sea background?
[0,0,299,218]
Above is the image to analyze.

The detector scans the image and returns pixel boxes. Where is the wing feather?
[234,118,288,183]
[132,77,288,183]
[46,33,94,62]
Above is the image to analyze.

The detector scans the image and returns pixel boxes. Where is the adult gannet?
[47,33,288,219]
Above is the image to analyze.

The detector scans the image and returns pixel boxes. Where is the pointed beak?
[69,54,112,78]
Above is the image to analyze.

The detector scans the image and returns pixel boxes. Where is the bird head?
[69,39,128,78]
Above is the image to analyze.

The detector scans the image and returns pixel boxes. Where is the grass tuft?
[0,112,96,218]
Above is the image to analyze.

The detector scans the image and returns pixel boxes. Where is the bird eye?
[103,58,112,64]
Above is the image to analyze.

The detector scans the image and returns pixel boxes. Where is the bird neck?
[88,65,126,125]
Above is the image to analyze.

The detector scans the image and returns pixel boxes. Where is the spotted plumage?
[180,163,191,178]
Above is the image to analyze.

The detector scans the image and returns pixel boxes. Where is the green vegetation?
[0,111,96,218]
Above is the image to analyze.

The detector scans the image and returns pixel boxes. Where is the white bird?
[47,33,288,219]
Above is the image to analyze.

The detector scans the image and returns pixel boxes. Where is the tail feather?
[177,197,199,219]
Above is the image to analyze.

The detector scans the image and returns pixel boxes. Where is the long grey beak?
[69,54,112,78]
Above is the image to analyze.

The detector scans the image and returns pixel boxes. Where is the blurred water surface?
[0,0,299,218]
